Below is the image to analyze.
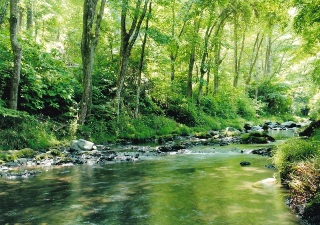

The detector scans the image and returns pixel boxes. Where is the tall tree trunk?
[170,0,175,82]
[0,0,9,26]
[197,19,215,104]
[213,41,222,94]
[212,14,228,95]
[205,59,211,95]
[9,0,22,110]
[264,29,272,77]
[186,17,200,98]
[78,0,106,125]
[170,1,190,82]
[135,1,151,118]
[26,0,33,35]
[245,32,264,86]
[116,0,148,121]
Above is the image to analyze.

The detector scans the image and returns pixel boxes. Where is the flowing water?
[0,132,301,225]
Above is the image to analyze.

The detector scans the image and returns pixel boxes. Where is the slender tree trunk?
[213,41,221,94]
[205,59,211,95]
[197,21,214,104]
[170,0,189,82]
[187,43,196,98]
[170,0,175,82]
[212,14,228,95]
[186,17,200,98]
[116,0,149,121]
[0,0,9,26]
[79,0,106,125]
[9,0,22,110]
[135,1,151,118]
[245,32,264,86]
[233,13,238,88]
[264,29,272,77]
[26,0,33,34]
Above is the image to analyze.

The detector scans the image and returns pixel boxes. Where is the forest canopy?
[0,0,319,144]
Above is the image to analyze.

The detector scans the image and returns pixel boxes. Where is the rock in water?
[252,178,277,188]
[70,139,95,151]
[240,161,251,166]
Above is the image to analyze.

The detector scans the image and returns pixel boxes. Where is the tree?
[186,14,200,98]
[135,1,152,118]
[116,0,149,121]
[8,0,22,110]
[0,0,9,26]
[78,0,106,125]
[26,0,33,34]
[293,0,320,49]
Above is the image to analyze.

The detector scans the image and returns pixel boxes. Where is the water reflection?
[0,153,301,225]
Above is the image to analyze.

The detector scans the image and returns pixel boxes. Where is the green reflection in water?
[0,153,301,225]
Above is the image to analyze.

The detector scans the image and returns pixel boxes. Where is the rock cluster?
[244,120,307,133]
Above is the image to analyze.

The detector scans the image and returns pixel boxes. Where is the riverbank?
[0,130,277,179]
[272,120,320,225]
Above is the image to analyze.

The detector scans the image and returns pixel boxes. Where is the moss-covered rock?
[240,132,275,144]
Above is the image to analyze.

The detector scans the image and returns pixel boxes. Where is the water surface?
[0,146,301,225]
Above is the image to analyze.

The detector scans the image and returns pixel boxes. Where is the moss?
[16,148,37,158]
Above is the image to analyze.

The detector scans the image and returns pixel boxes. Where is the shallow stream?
[0,141,302,225]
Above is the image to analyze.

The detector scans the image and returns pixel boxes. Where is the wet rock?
[240,161,251,166]
[244,122,253,131]
[281,121,297,128]
[265,164,276,170]
[251,147,273,157]
[240,132,275,144]
[299,120,320,137]
[223,127,241,136]
[157,143,185,153]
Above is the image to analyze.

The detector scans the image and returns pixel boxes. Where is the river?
[0,131,302,225]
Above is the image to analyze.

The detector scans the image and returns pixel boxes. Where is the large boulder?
[299,120,320,137]
[70,139,95,151]
[281,121,297,128]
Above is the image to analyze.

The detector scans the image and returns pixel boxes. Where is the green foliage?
[78,114,190,144]
[293,0,320,49]
[0,107,60,150]
[200,89,256,119]
[0,36,78,119]
[147,27,171,44]
[250,81,292,116]
[165,97,198,127]
[272,138,319,173]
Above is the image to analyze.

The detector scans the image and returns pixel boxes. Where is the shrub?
[249,81,292,116]
[0,107,60,150]
[272,138,319,171]
[272,138,319,184]
[165,98,198,127]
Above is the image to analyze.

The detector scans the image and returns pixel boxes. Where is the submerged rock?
[240,161,251,166]
[252,177,277,188]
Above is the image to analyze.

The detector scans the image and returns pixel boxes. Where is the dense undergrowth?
[272,128,320,225]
